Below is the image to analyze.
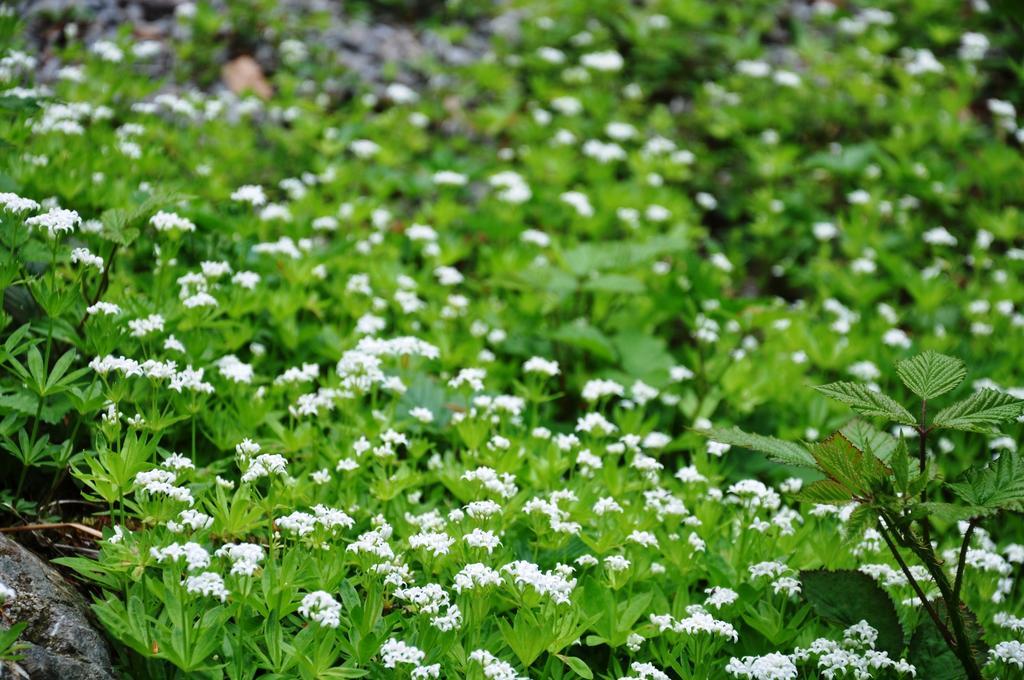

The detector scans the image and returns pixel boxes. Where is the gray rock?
[0,535,116,680]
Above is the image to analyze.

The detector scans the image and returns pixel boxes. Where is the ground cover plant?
[1,0,1024,678]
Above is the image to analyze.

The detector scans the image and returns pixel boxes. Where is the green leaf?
[909,602,987,680]
[704,426,816,468]
[581,274,644,295]
[891,437,910,494]
[814,382,916,425]
[931,389,1024,433]
[26,346,45,393]
[612,331,674,385]
[800,569,904,658]
[795,479,853,504]
[946,450,1024,514]
[840,419,897,462]
[810,433,889,494]
[845,505,876,538]
[913,502,994,522]
[100,189,187,246]
[896,351,966,400]
[0,621,27,658]
[550,320,617,362]
[557,655,593,679]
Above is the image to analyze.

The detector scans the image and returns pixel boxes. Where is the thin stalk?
[953,519,978,602]
[899,523,984,680]
[915,555,983,680]
[918,399,932,548]
[876,519,955,649]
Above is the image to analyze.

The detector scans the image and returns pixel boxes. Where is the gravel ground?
[18,0,520,94]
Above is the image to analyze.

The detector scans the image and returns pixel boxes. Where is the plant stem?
[900,523,984,680]
[953,518,978,602]
[876,519,956,649]
[917,399,932,548]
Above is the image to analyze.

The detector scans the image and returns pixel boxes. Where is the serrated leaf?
[800,569,904,658]
[896,351,966,400]
[814,382,916,425]
[946,451,1024,514]
[845,505,876,538]
[840,419,897,462]
[913,502,996,522]
[891,437,910,494]
[795,479,853,504]
[704,426,816,468]
[931,389,1024,433]
[810,433,889,494]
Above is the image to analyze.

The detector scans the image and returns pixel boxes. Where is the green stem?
[901,524,983,680]
[917,399,932,549]
[953,518,978,602]
[876,518,955,649]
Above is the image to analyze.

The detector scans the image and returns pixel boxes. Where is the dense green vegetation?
[1,0,1024,677]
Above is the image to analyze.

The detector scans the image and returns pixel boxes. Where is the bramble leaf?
[840,419,896,462]
[810,433,890,495]
[946,450,1024,514]
[704,426,816,468]
[891,437,911,494]
[800,569,904,658]
[795,479,853,504]
[814,382,916,425]
[931,389,1024,433]
[896,351,966,400]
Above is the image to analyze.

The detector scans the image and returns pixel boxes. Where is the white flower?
[151,542,210,570]
[0,192,40,213]
[812,222,838,241]
[990,640,1024,669]
[464,528,502,553]
[705,586,739,609]
[523,356,560,376]
[184,571,228,601]
[150,211,196,232]
[580,50,624,71]
[230,184,266,206]
[433,170,467,186]
[215,543,265,576]
[409,407,434,423]
[380,638,426,668]
[453,563,503,593]
[70,247,103,270]
[128,314,165,337]
[350,139,380,158]
[299,591,342,628]
[560,191,594,217]
[725,652,798,680]
[923,226,957,246]
[26,207,80,237]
